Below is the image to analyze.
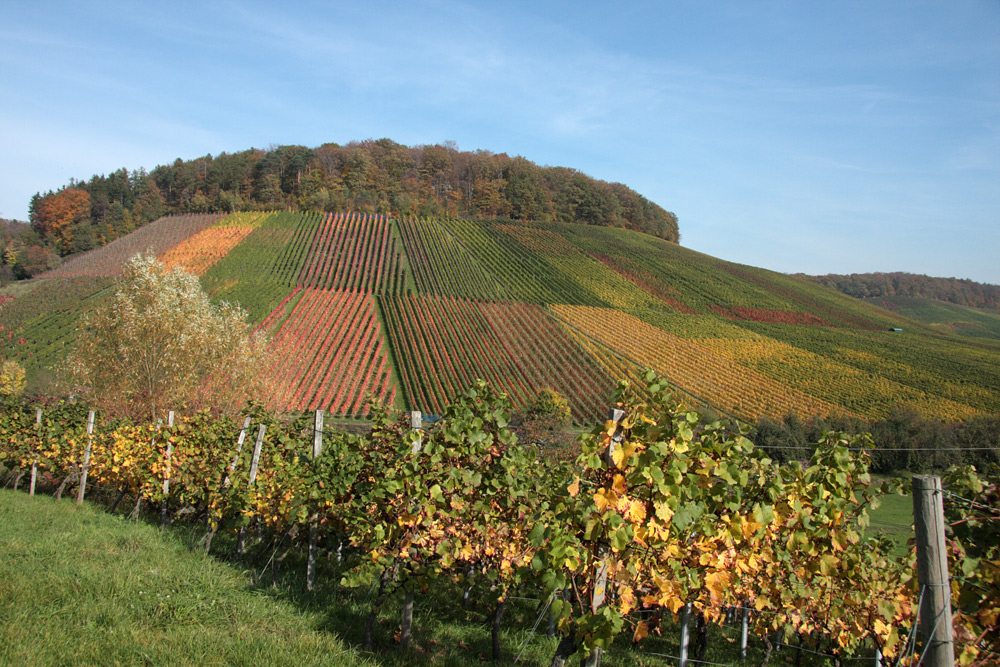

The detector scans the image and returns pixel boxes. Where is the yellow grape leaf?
[873,618,888,636]
[670,438,689,454]
[754,595,770,611]
[611,439,640,468]
[818,554,840,576]
[654,501,674,524]
[568,477,580,498]
[594,488,616,512]
[627,499,647,524]
[397,512,417,527]
[633,620,649,642]
[958,646,978,667]
[619,586,635,615]
[612,474,627,495]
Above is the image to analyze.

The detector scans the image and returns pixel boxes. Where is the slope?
[3,212,998,424]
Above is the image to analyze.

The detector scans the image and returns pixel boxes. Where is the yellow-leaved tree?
[67,253,271,421]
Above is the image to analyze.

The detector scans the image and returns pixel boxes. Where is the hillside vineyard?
[7,212,1000,422]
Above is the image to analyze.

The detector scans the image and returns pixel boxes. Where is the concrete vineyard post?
[29,408,41,496]
[75,410,95,506]
[912,476,955,667]
[307,409,323,592]
[399,412,421,651]
[410,410,422,453]
[160,411,174,528]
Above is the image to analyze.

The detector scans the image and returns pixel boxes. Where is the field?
[3,211,999,423]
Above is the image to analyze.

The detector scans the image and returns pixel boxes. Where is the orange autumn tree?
[30,188,91,254]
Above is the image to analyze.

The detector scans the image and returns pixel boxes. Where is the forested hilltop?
[803,272,1000,312]
[9,140,677,278]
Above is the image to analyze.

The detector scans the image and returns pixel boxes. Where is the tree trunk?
[548,627,577,667]
[693,611,708,663]
[110,487,128,513]
[363,574,388,651]
[400,590,414,650]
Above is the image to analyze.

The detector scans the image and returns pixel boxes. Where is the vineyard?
[265,288,395,415]
[1,377,995,665]
[2,210,999,422]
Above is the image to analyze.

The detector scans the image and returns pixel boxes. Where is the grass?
[867,476,915,558]
[0,485,890,666]
[0,489,369,667]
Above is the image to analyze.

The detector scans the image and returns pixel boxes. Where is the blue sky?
[2,1,998,283]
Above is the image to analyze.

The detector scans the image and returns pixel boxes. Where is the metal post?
[740,605,749,660]
[679,603,691,667]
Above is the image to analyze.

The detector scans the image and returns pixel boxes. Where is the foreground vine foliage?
[0,374,942,665]
[532,372,913,663]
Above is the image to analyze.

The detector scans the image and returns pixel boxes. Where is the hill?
[3,212,999,424]
[863,295,1000,340]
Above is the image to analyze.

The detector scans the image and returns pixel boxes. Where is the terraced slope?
[4,211,998,423]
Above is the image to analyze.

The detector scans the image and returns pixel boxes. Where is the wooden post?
[75,411,95,505]
[247,424,265,484]
[582,408,627,667]
[740,605,749,660]
[29,408,41,496]
[223,417,252,488]
[237,424,266,559]
[678,603,691,667]
[205,417,252,554]
[410,411,422,454]
[160,411,174,528]
[912,476,955,667]
[307,410,323,592]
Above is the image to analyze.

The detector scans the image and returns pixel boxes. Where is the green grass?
[0,489,368,666]
[870,296,1000,340]
[867,477,914,558]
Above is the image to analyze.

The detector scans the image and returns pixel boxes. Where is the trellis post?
[236,424,266,559]
[307,409,323,592]
[912,475,955,667]
[29,408,41,496]
[410,410,422,453]
[75,411,95,505]
[582,408,626,667]
[160,411,174,527]
[740,605,749,660]
[678,603,692,667]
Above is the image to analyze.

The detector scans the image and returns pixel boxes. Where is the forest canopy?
[21,139,679,273]
[803,272,1000,312]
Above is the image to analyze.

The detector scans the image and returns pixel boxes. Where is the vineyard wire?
[512,591,555,664]
[942,489,1000,514]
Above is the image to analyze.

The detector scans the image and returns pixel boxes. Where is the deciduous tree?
[66,253,271,421]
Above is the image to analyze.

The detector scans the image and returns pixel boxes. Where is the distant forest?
[5,139,678,280]
[803,272,1000,312]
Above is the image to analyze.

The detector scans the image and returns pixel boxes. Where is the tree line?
[11,139,679,279]
[802,271,1000,312]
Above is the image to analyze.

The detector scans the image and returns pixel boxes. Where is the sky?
[2,1,998,283]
